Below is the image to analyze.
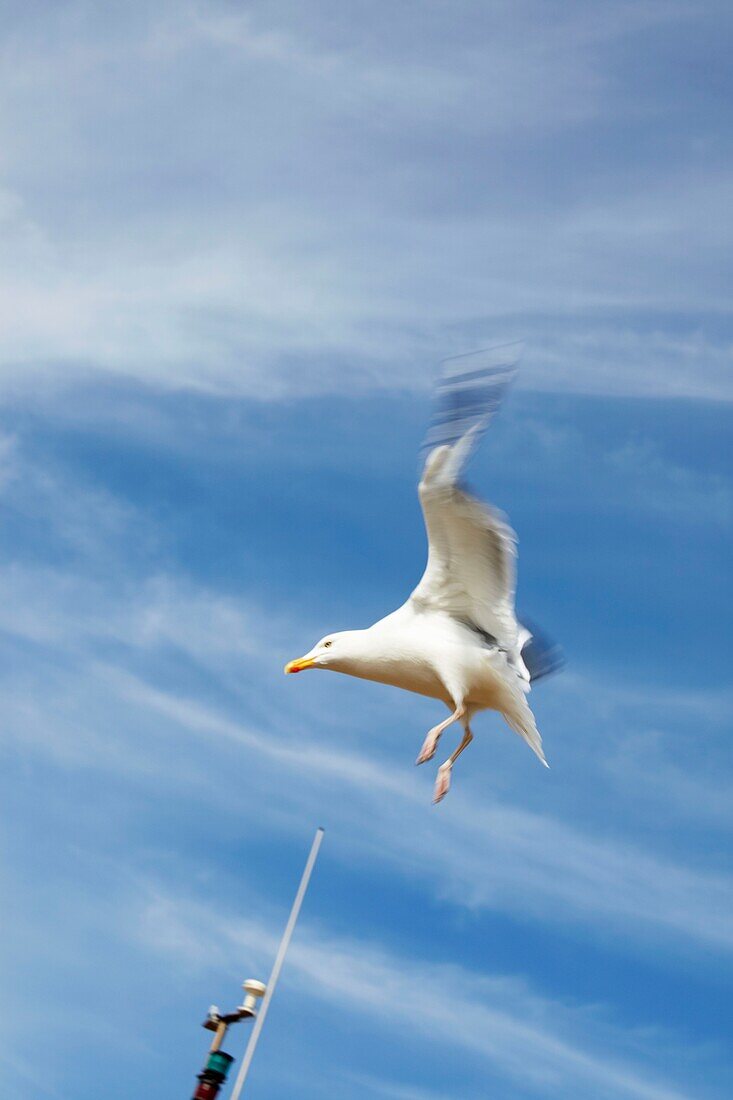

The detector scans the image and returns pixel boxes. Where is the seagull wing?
[410,345,524,648]
[411,434,519,650]
[408,344,564,688]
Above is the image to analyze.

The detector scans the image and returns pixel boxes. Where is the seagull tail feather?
[501,694,549,768]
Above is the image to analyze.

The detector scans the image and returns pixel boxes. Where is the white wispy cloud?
[135,885,702,1100]
[343,1076,458,1100]
[0,428,729,964]
[9,641,728,959]
[606,440,732,524]
[0,6,729,1087]
[227,715,729,950]
[0,1,729,402]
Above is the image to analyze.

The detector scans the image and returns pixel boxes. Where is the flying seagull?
[285,346,562,803]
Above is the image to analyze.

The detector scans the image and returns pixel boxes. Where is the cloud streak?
[0,1,730,402]
[110,671,733,956]
[0,421,730,970]
[137,885,702,1100]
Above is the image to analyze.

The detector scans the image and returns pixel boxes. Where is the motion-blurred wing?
[412,346,521,649]
[518,620,565,683]
[422,343,520,463]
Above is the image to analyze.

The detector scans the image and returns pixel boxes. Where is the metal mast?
[228,826,324,1099]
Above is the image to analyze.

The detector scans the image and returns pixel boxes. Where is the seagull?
[285,347,562,803]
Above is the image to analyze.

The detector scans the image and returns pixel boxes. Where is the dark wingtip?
[420,343,522,472]
[520,618,565,683]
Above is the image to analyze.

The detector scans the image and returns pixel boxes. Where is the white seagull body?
[285,350,560,802]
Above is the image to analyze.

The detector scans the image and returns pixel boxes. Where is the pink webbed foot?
[416,729,441,765]
[433,762,452,804]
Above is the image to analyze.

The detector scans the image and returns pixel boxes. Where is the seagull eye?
[323,640,332,648]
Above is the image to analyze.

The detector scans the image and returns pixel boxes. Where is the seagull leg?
[433,725,474,804]
[416,705,466,766]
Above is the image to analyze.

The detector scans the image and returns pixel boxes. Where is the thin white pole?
[229,827,324,1099]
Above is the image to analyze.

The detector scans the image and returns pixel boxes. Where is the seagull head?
[284,631,360,674]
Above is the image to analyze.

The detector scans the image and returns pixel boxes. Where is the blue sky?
[0,2,731,1098]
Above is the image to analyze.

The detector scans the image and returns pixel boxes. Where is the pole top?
[242,979,267,997]
[238,977,267,1018]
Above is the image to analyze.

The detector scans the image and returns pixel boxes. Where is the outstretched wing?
[411,346,521,650]
[411,441,519,649]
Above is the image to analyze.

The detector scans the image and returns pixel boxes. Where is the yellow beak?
[284,657,316,674]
